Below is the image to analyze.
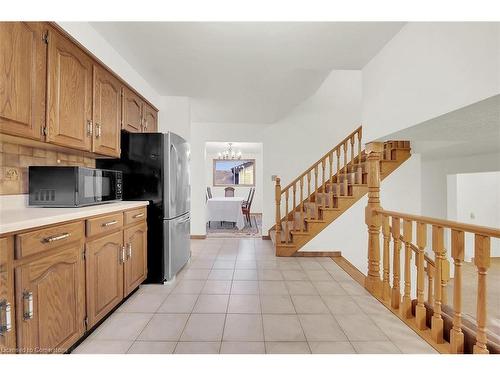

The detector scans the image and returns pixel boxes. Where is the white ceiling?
[205,141,262,154]
[380,95,500,160]
[90,22,405,123]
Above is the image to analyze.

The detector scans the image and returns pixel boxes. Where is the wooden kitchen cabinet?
[46,27,93,151]
[0,237,16,352]
[122,87,143,133]
[123,222,147,296]
[0,22,47,140]
[92,65,122,157]
[15,243,86,353]
[142,103,158,133]
[85,231,124,329]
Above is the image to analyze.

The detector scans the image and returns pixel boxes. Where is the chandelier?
[217,143,242,160]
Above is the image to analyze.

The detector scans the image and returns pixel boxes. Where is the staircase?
[269,126,411,256]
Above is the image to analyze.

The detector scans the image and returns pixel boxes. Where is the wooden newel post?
[275,177,282,245]
[364,141,384,296]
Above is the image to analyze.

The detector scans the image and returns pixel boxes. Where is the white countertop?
[0,195,149,235]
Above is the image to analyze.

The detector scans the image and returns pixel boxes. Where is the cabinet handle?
[23,291,33,321]
[126,243,132,260]
[101,220,118,227]
[43,232,70,243]
[0,299,12,334]
[95,123,102,138]
[87,120,93,137]
[133,213,144,219]
[120,246,126,264]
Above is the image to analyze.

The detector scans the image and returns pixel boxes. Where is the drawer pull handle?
[126,243,132,260]
[133,213,144,219]
[23,291,33,321]
[102,220,118,227]
[0,299,12,334]
[120,246,126,264]
[43,232,70,243]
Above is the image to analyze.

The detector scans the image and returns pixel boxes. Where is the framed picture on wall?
[213,159,256,187]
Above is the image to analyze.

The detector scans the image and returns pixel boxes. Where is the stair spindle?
[427,262,435,306]
[431,225,445,344]
[275,177,281,245]
[391,217,401,309]
[314,165,318,202]
[343,142,348,196]
[321,159,326,208]
[450,229,465,353]
[415,222,427,330]
[382,215,391,302]
[329,153,334,208]
[292,182,297,221]
[285,190,289,244]
[307,172,311,221]
[401,219,413,318]
[473,234,490,354]
[300,177,304,232]
[350,136,355,167]
[357,129,363,184]
[336,148,341,197]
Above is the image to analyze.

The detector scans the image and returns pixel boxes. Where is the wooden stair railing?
[364,143,500,354]
[274,126,363,247]
[272,125,411,256]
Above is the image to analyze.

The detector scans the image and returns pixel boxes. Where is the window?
[213,159,255,187]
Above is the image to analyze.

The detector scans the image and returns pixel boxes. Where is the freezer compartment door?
[164,213,191,281]
[165,132,190,219]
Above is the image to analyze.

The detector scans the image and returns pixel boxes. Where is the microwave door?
[79,168,98,206]
[95,170,103,202]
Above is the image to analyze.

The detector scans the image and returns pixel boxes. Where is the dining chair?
[207,187,213,199]
[224,187,235,197]
[242,187,253,206]
[242,188,255,226]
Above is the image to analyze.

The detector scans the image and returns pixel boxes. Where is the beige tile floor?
[73,238,437,354]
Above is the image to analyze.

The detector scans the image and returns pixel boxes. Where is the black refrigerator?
[97,131,191,283]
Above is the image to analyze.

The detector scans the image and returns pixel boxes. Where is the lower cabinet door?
[0,237,16,352]
[86,231,124,329]
[15,243,85,353]
[123,223,147,296]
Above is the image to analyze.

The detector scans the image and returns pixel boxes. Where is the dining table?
[206,197,246,230]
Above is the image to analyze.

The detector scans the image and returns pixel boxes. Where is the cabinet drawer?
[15,221,84,259]
[124,207,147,226]
[86,212,123,237]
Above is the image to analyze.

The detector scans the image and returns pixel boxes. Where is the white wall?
[262,70,363,233]
[362,22,500,142]
[422,152,500,220]
[205,150,263,214]
[190,122,269,235]
[451,172,500,260]
[157,96,191,141]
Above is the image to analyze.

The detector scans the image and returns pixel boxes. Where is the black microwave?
[29,167,122,207]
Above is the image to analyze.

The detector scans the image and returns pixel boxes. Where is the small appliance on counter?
[28,166,122,207]
[97,131,191,284]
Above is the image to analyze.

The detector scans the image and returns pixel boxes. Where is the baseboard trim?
[332,256,366,285]
[294,251,341,257]
[190,235,207,239]
[261,235,271,240]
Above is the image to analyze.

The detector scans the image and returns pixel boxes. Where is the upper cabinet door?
[0,22,46,140]
[93,66,121,157]
[15,243,85,353]
[46,27,93,151]
[122,87,143,133]
[142,103,158,133]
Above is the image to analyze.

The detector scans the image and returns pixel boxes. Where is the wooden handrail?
[281,125,362,193]
[374,208,500,239]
